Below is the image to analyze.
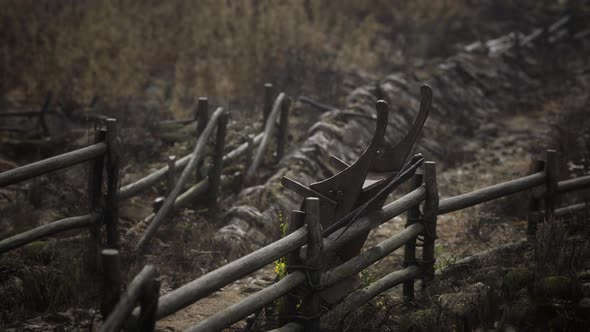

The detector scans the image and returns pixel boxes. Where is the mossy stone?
[540,276,573,300]
[503,268,533,295]
[23,241,54,263]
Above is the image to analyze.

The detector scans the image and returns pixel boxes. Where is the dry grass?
[0,0,501,118]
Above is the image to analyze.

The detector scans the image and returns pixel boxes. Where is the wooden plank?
[438,172,545,215]
[246,92,286,179]
[557,174,590,193]
[101,249,122,319]
[185,272,306,332]
[0,142,107,187]
[135,108,225,251]
[100,265,157,332]
[303,197,322,331]
[0,213,100,254]
[322,266,422,325]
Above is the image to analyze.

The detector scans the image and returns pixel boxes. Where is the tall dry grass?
[0,0,488,118]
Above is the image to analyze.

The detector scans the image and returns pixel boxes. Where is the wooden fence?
[0,83,292,254]
[0,118,121,254]
[100,148,589,332]
[2,81,590,331]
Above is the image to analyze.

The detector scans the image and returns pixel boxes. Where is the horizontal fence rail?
[438,172,545,214]
[186,210,426,331]
[557,174,590,194]
[0,142,107,187]
[118,129,264,200]
[141,186,425,321]
[164,150,590,331]
[324,265,422,322]
[554,202,589,217]
[136,108,225,250]
[0,213,101,254]
[321,222,424,288]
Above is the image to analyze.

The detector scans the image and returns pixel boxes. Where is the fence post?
[263,83,274,125]
[137,275,161,332]
[167,155,176,196]
[403,172,423,301]
[303,197,322,331]
[527,160,546,236]
[421,162,439,285]
[88,125,106,268]
[240,136,255,189]
[545,150,559,220]
[208,112,228,209]
[245,135,255,168]
[275,97,291,163]
[105,118,120,249]
[280,210,306,325]
[101,249,122,319]
[195,97,209,182]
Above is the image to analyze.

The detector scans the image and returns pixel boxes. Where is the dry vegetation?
[0,0,557,118]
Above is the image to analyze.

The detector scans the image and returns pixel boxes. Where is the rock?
[539,276,574,300]
[582,283,590,297]
[502,268,533,298]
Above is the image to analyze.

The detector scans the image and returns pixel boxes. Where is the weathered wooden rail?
[130,88,293,250]
[101,146,589,332]
[0,118,121,254]
[118,83,290,201]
